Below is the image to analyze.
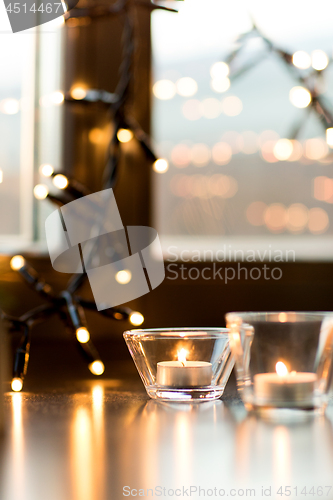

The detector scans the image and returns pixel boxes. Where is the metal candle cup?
[254,371,317,407]
[156,360,212,387]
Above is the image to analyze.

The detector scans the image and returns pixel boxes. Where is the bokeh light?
[308,207,329,234]
[311,50,329,71]
[89,128,106,144]
[0,98,20,115]
[115,270,132,284]
[246,201,267,226]
[260,140,279,163]
[153,159,169,173]
[212,142,232,165]
[210,77,230,93]
[210,62,229,79]
[51,91,64,105]
[117,128,133,143]
[176,77,198,97]
[191,143,211,166]
[292,51,311,69]
[304,138,328,160]
[182,99,202,121]
[326,128,333,147]
[241,131,259,154]
[313,176,333,203]
[264,204,287,232]
[171,144,191,167]
[286,203,308,232]
[221,96,243,116]
[53,174,69,189]
[287,140,303,161]
[70,86,87,100]
[273,139,293,161]
[39,164,54,177]
[33,184,49,200]
[221,131,243,153]
[200,98,221,119]
[289,86,312,108]
[153,79,176,100]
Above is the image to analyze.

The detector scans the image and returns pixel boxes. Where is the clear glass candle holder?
[225,312,333,416]
[123,328,234,402]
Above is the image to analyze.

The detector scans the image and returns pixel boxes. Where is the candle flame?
[178,348,188,366]
[276,361,289,377]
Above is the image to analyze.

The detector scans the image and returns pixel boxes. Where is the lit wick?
[275,361,288,377]
[178,348,188,367]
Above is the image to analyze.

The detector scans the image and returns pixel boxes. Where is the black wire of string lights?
[1,0,181,393]
[219,20,333,147]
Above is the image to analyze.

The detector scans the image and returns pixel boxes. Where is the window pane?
[152,0,333,258]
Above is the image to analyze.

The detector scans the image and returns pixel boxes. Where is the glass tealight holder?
[123,328,234,402]
[225,312,333,416]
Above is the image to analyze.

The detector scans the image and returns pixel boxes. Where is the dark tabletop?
[1,377,333,500]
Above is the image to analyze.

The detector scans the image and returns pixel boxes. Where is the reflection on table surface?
[1,381,333,500]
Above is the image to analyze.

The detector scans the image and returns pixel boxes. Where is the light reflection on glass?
[273,426,291,487]
[71,407,94,500]
[11,393,24,500]
[92,385,106,500]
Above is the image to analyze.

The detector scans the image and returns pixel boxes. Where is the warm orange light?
[53,174,69,189]
[11,378,23,392]
[39,164,54,177]
[71,86,87,100]
[115,269,132,284]
[117,128,133,143]
[129,311,144,326]
[33,184,49,200]
[178,348,188,365]
[76,327,90,344]
[10,255,25,271]
[278,312,288,323]
[89,361,105,376]
[153,159,169,173]
[276,361,288,377]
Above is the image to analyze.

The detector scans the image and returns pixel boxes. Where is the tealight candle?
[254,361,317,407]
[156,349,212,388]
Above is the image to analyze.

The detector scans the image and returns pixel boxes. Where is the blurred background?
[1,0,333,387]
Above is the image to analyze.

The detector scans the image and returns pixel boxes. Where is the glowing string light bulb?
[89,360,105,376]
[39,164,54,177]
[10,255,26,271]
[289,86,312,108]
[70,86,87,100]
[76,327,90,344]
[292,51,311,69]
[117,128,133,143]
[115,269,132,284]
[129,311,144,326]
[53,174,69,189]
[153,159,169,173]
[33,184,49,200]
[11,377,23,392]
[311,50,329,71]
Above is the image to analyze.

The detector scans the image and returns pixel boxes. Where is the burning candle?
[254,361,317,407]
[156,349,212,388]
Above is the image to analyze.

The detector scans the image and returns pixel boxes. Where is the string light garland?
[0,0,180,391]
[221,21,333,142]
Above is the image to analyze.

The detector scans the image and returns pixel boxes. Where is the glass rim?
[225,311,333,322]
[123,327,229,340]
